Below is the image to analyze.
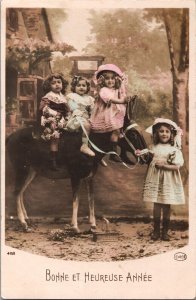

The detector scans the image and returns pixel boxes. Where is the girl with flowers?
[39,73,70,170]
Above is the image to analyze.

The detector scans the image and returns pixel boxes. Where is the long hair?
[153,123,177,146]
[97,71,122,89]
[70,76,90,93]
[43,73,69,95]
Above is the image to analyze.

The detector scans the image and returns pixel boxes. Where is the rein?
[75,116,141,170]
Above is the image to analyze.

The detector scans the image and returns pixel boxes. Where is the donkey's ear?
[129,95,138,118]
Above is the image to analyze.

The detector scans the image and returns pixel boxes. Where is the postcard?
[1,0,196,299]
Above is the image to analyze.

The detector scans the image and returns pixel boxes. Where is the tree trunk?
[172,69,189,183]
[163,9,189,183]
[172,68,188,140]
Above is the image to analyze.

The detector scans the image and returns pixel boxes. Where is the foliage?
[84,9,170,73]
[46,9,68,33]
[6,97,18,115]
[6,37,76,74]
[126,69,172,127]
[51,55,73,88]
[143,8,185,68]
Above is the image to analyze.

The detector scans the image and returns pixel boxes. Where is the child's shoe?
[161,232,170,241]
[109,154,122,162]
[109,142,122,163]
[151,231,160,241]
[151,218,160,241]
[161,219,170,241]
[80,144,95,157]
[100,158,107,167]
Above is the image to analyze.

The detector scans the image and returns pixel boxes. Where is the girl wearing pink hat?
[136,118,185,241]
[90,64,128,162]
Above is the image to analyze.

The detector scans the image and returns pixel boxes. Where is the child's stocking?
[162,205,171,241]
[50,139,59,171]
[109,142,122,162]
[80,136,95,157]
[151,203,161,241]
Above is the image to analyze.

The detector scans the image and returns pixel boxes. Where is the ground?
[5,217,188,262]
[5,142,189,262]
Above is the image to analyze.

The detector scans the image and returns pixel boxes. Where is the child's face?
[103,71,115,89]
[50,77,63,93]
[157,125,171,144]
[75,79,88,96]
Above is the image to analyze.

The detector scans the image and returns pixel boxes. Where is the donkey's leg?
[70,177,81,233]
[17,168,36,232]
[85,177,96,230]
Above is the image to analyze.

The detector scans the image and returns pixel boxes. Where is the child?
[90,64,128,162]
[66,76,95,156]
[39,73,70,170]
[136,118,185,241]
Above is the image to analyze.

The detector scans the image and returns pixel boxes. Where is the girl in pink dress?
[90,64,128,162]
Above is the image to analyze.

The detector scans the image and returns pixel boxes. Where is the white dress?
[66,93,95,131]
[143,143,185,205]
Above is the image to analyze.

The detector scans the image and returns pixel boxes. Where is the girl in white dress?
[66,76,95,156]
[136,118,185,241]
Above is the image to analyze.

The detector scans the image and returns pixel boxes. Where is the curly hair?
[70,76,91,93]
[42,73,69,95]
[97,71,122,89]
[153,123,177,146]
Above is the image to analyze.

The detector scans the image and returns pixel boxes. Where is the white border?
[1,0,196,299]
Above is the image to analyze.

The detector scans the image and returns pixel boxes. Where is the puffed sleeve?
[39,97,49,111]
[171,149,184,167]
[66,93,79,112]
[99,87,113,103]
[89,96,95,113]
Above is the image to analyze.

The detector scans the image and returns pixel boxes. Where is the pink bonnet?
[95,64,124,79]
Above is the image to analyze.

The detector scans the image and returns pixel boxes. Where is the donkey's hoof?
[90,226,97,233]
[25,219,33,226]
[22,224,32,233]
[71,226,81,234]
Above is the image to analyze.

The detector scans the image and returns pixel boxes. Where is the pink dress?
[90,87,126,133]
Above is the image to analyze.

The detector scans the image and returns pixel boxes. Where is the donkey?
[6,97,148,233]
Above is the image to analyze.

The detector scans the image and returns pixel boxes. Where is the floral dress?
[66,93,95,132]
[90,87,126,133]
[143,143,185,205]
[40,91,70,141]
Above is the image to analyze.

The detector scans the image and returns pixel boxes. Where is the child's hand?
[124,97,129,104]
[56,112,62,118]
[86,105,91,114]
[135,149,142,156]
[107,100,112,106]
[135,149,149,156]
[155,160,166,169]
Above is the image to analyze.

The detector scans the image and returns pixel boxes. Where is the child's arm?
[99,87,127,105]
[155,161,180,171]
[39,97,49,111]
[66,97,78,112]
[109,98,128,104]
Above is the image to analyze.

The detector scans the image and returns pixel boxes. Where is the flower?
[6,37,76,74]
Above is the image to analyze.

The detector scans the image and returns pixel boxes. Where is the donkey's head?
[122,95,149,164]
